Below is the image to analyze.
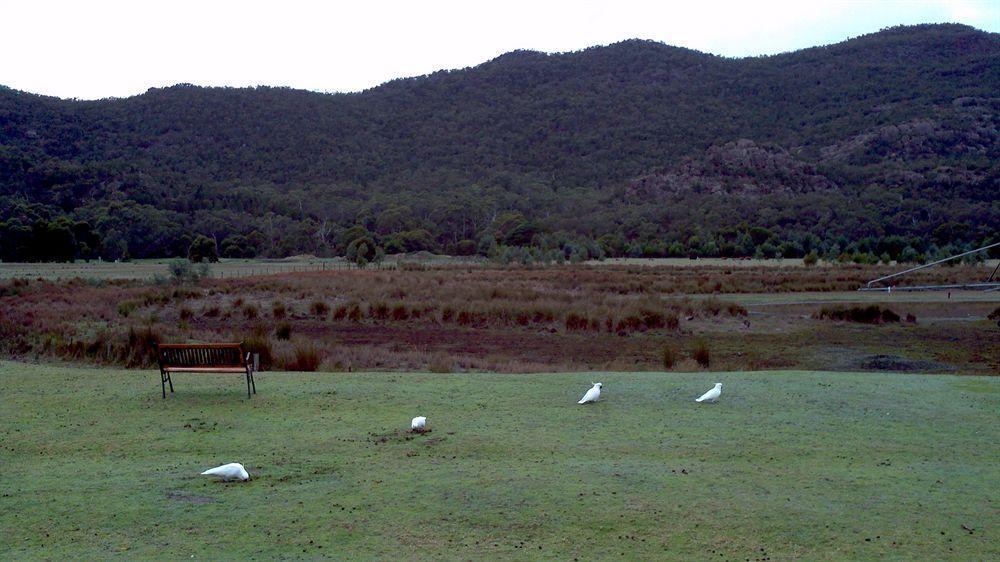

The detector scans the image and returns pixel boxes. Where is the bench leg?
[160,369,173,398]
[246,369,253,399]
[250,370,257,395]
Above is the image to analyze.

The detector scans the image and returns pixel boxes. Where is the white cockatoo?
[411,416,427,431]
[695,383,722,403]
[578,382,602,404]
[200,462,249,481]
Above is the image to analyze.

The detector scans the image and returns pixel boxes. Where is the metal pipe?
[858,282,1000,292]
[865,242,1000,288]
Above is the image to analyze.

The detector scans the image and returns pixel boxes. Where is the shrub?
[726,303,748,317]
[615,314,643,334]
[701,298,723,316]
[639,308,665,330]
[347,304,363,322]
[272,302,286,320]
[880,308,900,323]
[692,339,711,368]
[242,304,259,320]
[371,302,389,320]
[202,305,221,317]
[125,325,162,367]
[457,310,474,325]
[117,300,140,317]
[333,304,348,320]
[243,333,274,371]
[284,342,321,372]
[179,307,194,321]
[391,304,409,321]
[803,251,819,266]
[310,300,329,317]
[662,346,677,369]
[565,312,590,331]
[441,307,455,322]
[815,305,899,324]
[275,322,292,340]
[905,313,917,323]
[428,354,453,373]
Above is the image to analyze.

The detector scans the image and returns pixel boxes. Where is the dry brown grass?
[0,264,995,374]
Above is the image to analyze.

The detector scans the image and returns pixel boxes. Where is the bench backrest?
[158,343,245,368]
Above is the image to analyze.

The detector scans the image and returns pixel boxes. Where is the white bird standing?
[411,416,427,431]
[200,462,249,481]
[695,383,722,403]
[578,382,602,404]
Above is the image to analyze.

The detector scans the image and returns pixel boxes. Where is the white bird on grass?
[696,383,722,403]
[200,462,249,481]
[411,416,427,431]
[578,382,602,404]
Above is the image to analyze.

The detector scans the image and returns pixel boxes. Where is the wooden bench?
[156,343,256,398]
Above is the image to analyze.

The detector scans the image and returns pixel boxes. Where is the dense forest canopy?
[0,23,997,263]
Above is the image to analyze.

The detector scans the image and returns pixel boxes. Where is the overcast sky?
[4,0,997,100]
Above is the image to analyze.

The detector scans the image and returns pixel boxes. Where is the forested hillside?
[1,23,997,263]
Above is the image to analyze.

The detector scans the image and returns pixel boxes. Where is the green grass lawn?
[2,362,997,560]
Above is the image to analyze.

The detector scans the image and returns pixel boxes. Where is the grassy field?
[2,361,997,560]
[0,255,481,281]
[4,257,996,280]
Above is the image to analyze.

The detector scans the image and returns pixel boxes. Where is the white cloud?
[2,0,996,99]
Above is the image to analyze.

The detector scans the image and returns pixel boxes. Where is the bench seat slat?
[163,366,247,373]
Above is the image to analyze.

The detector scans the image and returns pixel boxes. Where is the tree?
[188,235,219,263]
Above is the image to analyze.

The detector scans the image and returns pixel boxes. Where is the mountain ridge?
[0,23,997,262]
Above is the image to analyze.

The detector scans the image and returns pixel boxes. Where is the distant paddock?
[3,256,997,281]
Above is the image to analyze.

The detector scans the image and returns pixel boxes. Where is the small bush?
[803,251,819,266]
[333,304,348,320]
[615,314,643,334]
[310,300,329,317]
[284,342,321,372]
[441,307,455,322]
[370,302,389,320]
[117,300,140,317]
[202,305,221,318]
[701,298,723,316]
[457,310,474,325]
[347,304,363,322]
[905,313,917,323]
[663,311,680,330]
[815,305,899,324]
[565,312,590,331]
[880,308,900,323]
[662,346,677,369]
[272,302,286,320]
[243,304,259,320]
[275,322,292,340]
[726,303,748,317]
[125,325,162,367]
[391,304,409,321]
[692,339,711,368]
[428,354,453,373]
[243,333,274,371]
[179,307,194,321]
[640,308,665,330]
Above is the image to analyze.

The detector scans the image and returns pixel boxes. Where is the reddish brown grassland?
[1,263,997,375]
